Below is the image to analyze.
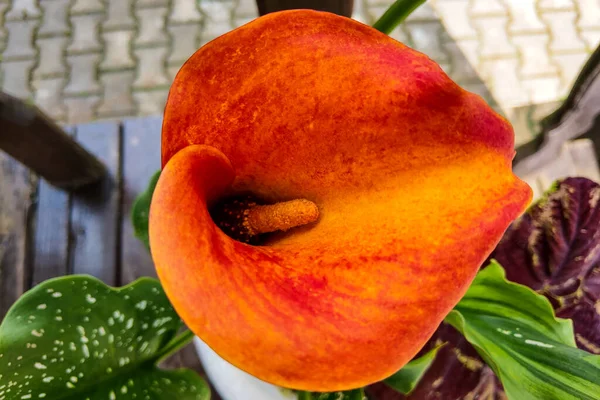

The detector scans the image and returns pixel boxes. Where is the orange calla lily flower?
[149,10,532,392]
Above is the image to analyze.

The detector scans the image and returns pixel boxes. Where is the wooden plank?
[0,152,35,318]
[0,91,106,190]
[70,122,121,286]
[30,179,70,285]
[120,117,161,283]
[30,129,73,286]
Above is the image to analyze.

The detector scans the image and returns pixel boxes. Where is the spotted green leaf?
[132,170,161,250]
[0,276,209,400]
[383,343,443,395]
[445,261,600,400]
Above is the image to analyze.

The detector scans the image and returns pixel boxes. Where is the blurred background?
[0,0,598,147]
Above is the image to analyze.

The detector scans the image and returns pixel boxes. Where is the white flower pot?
[193,337,298,400]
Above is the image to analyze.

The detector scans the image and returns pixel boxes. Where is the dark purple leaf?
[366,323,504,400]
[492,177,600,354]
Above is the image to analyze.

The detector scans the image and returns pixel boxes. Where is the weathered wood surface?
[70,122,121,284]
[0,117,216,396]
[0,152,34,317]
[30,128,73,286]
[121,117,162,284]
[0,92,106,190]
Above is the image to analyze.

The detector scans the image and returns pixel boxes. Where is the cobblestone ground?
[1,0,598,146]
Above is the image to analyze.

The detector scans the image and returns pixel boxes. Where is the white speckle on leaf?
[139,342,149,353]
[34,363,46,370]
[82,345,90,358]
[85,294,97,304]
[135,301,147,310]
[31,330,43,337]
[525,339,554,348]
[37,304,47,310]
[496,328,511,335]
[52,292,62,298]
[66,382,75,389]
[109,390,116,400]
[152,317,173,328]
[42,377,54,383]
[126,318,134,330]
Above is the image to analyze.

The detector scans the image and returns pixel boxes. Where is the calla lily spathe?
[150,10,532,392]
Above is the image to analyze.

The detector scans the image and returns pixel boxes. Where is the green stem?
[372,0,427,35]
[297,391,312,400]
[155,329,196,362]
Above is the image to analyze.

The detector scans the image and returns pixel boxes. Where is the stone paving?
[1,0,599,146]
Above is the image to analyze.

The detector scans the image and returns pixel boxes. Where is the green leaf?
[0,276,209,400]
[446,261,600,400]
[132,170,161,250]
[372,0,427,35]
[297,389,365,400]
[384,343,444,395]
